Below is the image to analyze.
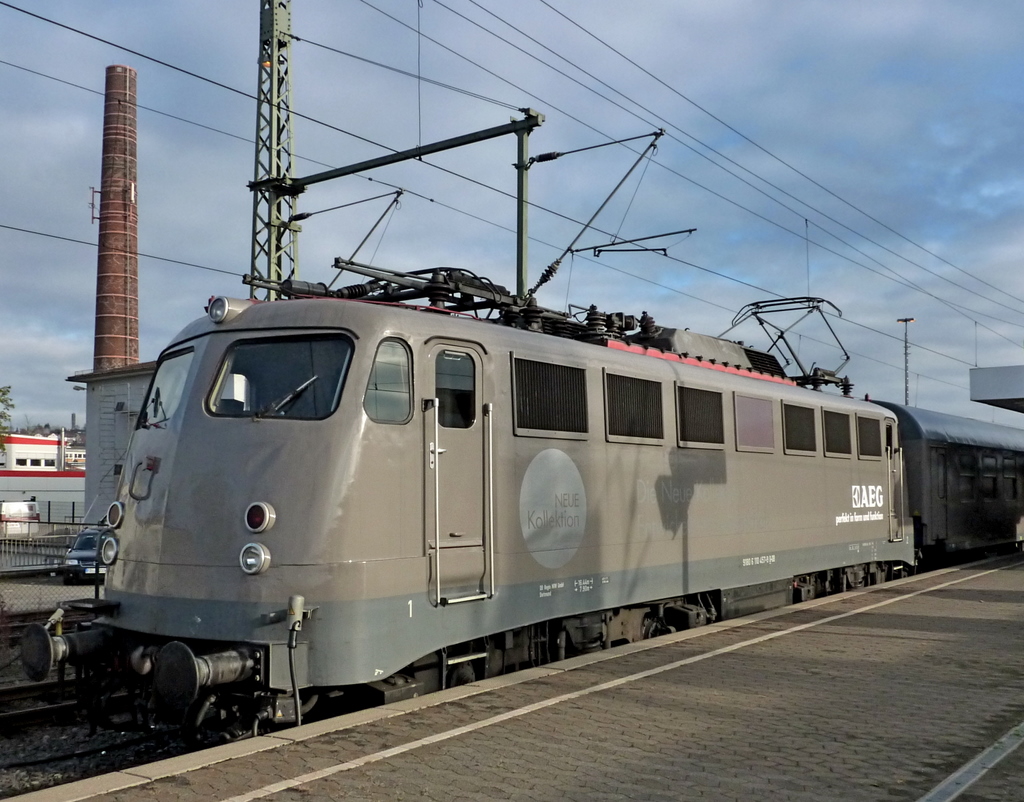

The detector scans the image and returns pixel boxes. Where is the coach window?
[1005,457,1018,500]
[734,394,774,452]
[981,454,999,500]
[958,453,976,503]
[856,416,883,460]
[782,403,816,455]
[436,350,475,429]
[677,385,724,449]
[364,339,412,424]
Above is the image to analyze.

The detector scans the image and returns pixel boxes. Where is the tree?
[0,386,12,453]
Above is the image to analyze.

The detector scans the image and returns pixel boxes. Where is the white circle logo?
[519,449,587,568]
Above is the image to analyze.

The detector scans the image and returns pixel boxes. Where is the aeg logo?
[852,485,884,508]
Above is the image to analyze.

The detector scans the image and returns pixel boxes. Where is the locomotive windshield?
[138,348,195,429]
[209,334,352,420]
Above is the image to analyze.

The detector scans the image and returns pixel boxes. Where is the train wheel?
[446,663,476,688]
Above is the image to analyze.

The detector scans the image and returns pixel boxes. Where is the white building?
[68,361,156,522]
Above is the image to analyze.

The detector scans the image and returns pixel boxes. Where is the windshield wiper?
[254,375,319,419]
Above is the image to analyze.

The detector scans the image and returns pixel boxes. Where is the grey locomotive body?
[875,402,1024,560]
[23,283,914,738]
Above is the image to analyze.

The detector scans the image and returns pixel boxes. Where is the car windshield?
[73,532,98,551]
[209,334,352,420]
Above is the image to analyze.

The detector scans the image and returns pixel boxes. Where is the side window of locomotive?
[364,340,412,424]
[822,410,852,457]
[856,416,883,460]
[209,335,352,420]
[782,403,816,455]
[605,372,663,443]
[436,350,475,429]
[512,357,588,438]
[137,348,195,429]
[734,394,774,452]
[676,385,724,449]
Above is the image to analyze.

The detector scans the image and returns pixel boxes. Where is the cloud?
[1,0,1024,432]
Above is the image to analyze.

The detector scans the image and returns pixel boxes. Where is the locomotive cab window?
[364,339,412,424]
[138,348,195,429]
[436,350,475,429]
[676,385,724,449]
[209,334,352,420]
[782,403,816,455]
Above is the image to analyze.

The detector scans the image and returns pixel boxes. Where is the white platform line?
[221,566,1004,802]
[916,721,1024,802]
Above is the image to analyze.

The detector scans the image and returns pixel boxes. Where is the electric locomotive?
[22,263,914,741]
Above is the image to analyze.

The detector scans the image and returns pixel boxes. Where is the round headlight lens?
[240,542,271,575]
[99,534,120,566]
[106,501,125,529]
[245,502,276,533]
[208,296,230,323]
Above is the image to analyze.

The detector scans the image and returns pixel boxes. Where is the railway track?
[0,678,79,729]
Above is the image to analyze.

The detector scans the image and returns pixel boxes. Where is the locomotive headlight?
[98,534,120,566]
[208,296,253,324]
[240,542,271,575]
[106,501,125,529]
[245,502,276,533]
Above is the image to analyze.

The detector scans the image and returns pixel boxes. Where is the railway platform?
[16,554,1024,802]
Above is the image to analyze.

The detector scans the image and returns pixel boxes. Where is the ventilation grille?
[743,348,786,377]
[678,387,724,445]
[823,410,851,454]
[857,416,883,457]
[514,358,588,433]
[783,404,816,452]
[607,373,663,439]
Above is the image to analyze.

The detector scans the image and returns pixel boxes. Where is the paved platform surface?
[17,555,1024,802]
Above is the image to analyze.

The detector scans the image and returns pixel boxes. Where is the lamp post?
[898,318,915,405]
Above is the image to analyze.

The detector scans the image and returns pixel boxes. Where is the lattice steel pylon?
[249,0,299,300]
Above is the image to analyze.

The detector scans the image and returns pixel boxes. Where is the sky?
[2,0,1024,431]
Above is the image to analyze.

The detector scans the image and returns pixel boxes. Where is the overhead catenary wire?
[532,0,1024,310]
[0,2,1005,394]
[425,0,1024,326]
[5,1,1012,348]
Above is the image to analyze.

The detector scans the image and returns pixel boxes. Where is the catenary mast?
[249,0,299,300]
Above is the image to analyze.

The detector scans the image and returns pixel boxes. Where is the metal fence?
[0,510,102,615]
[0,533,76,573]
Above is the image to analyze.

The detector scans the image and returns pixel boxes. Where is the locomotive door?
[423,344,492,606]
[886,421,905,542]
